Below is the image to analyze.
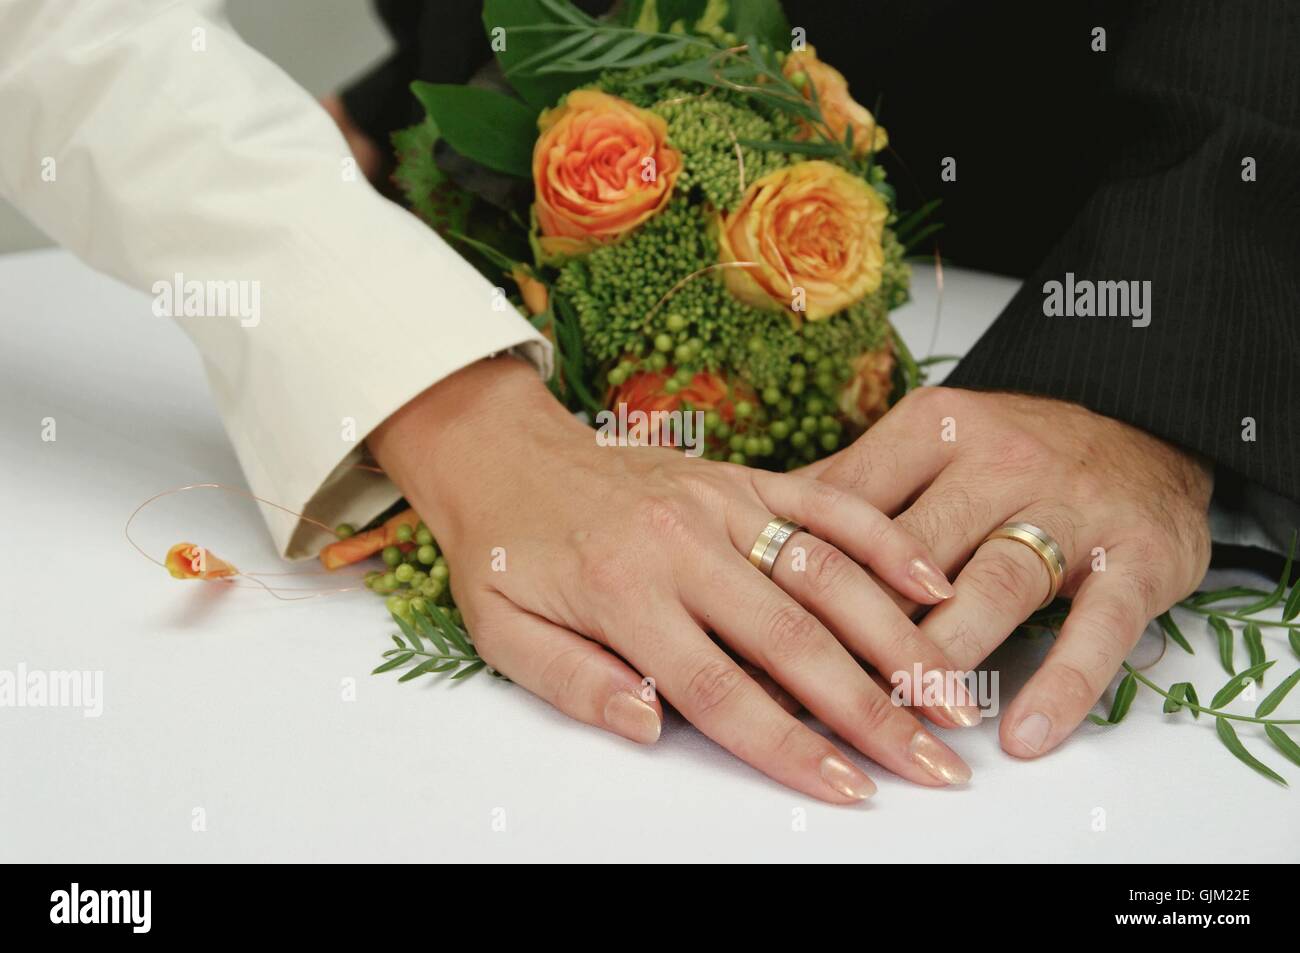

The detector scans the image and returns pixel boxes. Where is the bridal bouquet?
[322,0,938,678]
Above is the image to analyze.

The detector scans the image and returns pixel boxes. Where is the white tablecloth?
[1,248,1295,862]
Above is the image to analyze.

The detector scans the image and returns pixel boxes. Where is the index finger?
[811,387,955,514]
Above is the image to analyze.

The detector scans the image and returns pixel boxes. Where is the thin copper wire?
[124,482,367,600]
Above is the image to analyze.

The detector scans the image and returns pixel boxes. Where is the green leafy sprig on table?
[1021,534,1300,785]
[374,599,493,684]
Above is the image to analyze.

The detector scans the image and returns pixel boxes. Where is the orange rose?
[783,45,887,155]
[609,366,754,453]
[717,161,887,322]
[610,366,744,420]
[836,344,896,431]
[532,89,682,258]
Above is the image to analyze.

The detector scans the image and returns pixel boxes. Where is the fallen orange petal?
[165,542,239,580]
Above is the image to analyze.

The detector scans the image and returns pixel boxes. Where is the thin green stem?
[387,648,479,663]
[1121,663,1300,725]
[1178,604,1300,629]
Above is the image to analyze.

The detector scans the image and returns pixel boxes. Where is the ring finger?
[918,509,1086,672]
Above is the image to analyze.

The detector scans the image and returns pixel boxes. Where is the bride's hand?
[370,357,979,801]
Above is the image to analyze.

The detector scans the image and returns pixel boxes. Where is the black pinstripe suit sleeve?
[943,0,1300,505]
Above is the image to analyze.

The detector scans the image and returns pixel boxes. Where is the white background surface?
[2,249,1296,862]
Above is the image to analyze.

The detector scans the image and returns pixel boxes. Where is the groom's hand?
[808,387,1213,757]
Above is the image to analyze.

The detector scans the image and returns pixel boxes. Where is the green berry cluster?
[343,520,461,627]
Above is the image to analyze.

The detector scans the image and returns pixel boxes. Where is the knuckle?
[539,645,598,710]
[854,689,901,734]
[769,719,806,759]
[804,479,846,514]
[468,621,501,662]
[881,620,927,667]
[966,548,1044,606]
[1124,568,1163,615]
[899,484,991,553]
[1068,471,1110,507]
[762,602,824,666]
[1048,660,1098,705]
[901,385,957,418]
[802,542,852,598]
[990,430,1052,474]
[632,495,689,541]
[684,658,745,715]
[1090,598,1137,638]
[582,552,639,598]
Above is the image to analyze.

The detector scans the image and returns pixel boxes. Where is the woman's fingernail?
[604,692,662,744]
[819,754,877,800]
[942,702,983,727]
[908,557,955,600]
[909,732,972,785]
[1014,712,1051,752]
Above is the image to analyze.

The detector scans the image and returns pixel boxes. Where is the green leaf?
[1256,667,1300,717]
[412,608,449,655]
[390,118,473,236]
[901,222,945,253]
[1290,630,1300,661]
[1265,725,1300,767]
[1215,716,1287,785]
[1284,581,1300,622]
[736,137,844,157]
[1185,586,1267,608]
[1163,682,1189,714]
[390,610,419,644]
[372,652,414,675]
[719,0,790,49]
[894,198,943,242]
[1184,682,1201,719]
[485,0,600,108]
[1210,661,1274,709]
[410,82,537,178]
[1157,612,1194,654]
[1244,622,1266,680]
[426,602,473,656]
[536,0,597,26]
[1087,713,1113,727]
[1238,530,1297,614]
[537,32,653,72]
[1209,615,1235,674]
[398,657,458,682]
[390,634,405,650]
[451,660,488,680]
[1106,672,1138,724]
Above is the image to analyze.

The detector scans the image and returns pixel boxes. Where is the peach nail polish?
[819,754,877,800]
[604,692,661,744]
[908,557,955,600]
[909,732,972,785]
[942,702,983,727]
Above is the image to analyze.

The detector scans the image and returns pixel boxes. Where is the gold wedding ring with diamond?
[981,521,1066,610]
[748,518,803,577]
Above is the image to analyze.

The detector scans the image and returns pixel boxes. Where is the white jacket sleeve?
[0,0,552,558]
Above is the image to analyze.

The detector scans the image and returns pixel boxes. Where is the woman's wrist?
[368,356,581,544]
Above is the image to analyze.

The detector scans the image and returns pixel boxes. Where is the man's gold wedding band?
[749,517,803,577]
[982,521,1066,610]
